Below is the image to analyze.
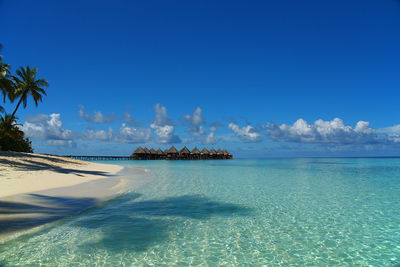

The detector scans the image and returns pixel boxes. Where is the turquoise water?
[1,158,400,266]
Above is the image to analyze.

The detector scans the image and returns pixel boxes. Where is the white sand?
[0,151,123,198]
[0,152,135,240]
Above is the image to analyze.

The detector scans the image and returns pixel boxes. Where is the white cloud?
[204,125,223,144]
[378,124,400,134]
[183,107,206,136]
[265,118,381,144]
[205,131,216,144]
[228,122,262,142]
[22,113,152,146]
[150,104,181,144]
[115,123,151,143]
[22,114,74,141]
[78,105,118,124]
[85,124,150,144]
[85,127,112,141]
[182,109,226,144]
[377,124,400,143]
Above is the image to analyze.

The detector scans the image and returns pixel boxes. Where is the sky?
[1,0,400,157]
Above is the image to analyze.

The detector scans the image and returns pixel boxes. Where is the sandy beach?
[0,152,126,239]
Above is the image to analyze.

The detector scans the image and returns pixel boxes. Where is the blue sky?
[1,0,400,157]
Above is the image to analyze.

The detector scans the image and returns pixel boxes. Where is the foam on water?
[1,158,400,266]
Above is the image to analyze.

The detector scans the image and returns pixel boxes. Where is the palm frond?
[5,66,49,134]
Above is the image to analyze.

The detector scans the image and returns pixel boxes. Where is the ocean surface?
[1,158,400,266]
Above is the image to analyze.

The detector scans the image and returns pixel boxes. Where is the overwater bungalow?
[131,146,232,160]
[179,146,190,159]
[167,146,179,159]
[217,149,223,158]
[131,146,146,160]
[209,148,217,159]
[223,150,229,159]
[191,147,200,160]
[143,147,151,160]
[156,148,165,159]
[200,148,209,160]
[149,148,157,159]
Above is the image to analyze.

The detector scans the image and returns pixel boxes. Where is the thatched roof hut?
[200,148,209,154]
[191,147,200,154]
[132,146,145,156]
[180,146,190,154]
[131,146,232,160]
[134,146,145,154]
[168,146,178,154]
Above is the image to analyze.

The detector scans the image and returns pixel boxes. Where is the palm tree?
[2,66,48,135]
[0,62,11,114]
[0,44,12,113]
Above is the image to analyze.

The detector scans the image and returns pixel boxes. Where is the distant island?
[131,146,233,160]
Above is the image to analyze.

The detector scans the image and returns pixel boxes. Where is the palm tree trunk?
[1,92,25,136]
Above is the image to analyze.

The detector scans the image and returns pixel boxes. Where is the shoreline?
[0,152,147,241]
[0,151,124,198]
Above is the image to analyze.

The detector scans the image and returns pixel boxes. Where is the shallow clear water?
[1,158,400,266]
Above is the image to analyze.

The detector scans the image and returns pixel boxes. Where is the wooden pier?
[65,146,233,161]
[66,155,135,161]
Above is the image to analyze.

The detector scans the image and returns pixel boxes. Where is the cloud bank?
[265,118,387,145]
[20,104,400,156]
[22,113,151,146]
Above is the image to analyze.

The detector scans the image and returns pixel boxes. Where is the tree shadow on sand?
[0,194,98,234]
[75,194,252,252]
[0,157,112,177]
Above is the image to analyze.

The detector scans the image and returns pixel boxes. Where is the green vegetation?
[0,44,48,152]
[0,44,11,114]
[0,113,33,152]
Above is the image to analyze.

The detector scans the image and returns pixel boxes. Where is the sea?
[1,158,400,266]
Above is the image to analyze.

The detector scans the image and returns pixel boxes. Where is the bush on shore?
[0,135,33,153]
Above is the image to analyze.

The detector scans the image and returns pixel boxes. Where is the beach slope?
[0,152,124,239]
